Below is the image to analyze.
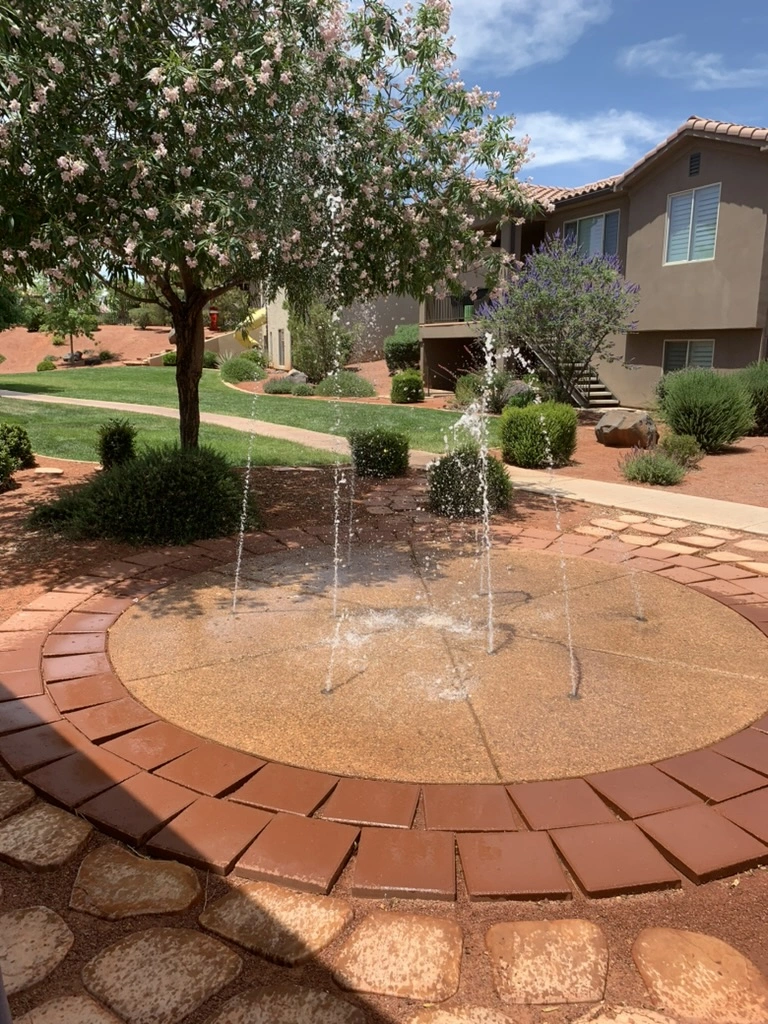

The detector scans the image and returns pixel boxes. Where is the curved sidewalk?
[3,388,768,535]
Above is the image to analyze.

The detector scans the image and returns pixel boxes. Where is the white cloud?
[449,0,611,74]
[514,109,672,172]
[618,36,768,90]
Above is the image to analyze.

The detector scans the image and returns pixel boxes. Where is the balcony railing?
[423,292,489,324]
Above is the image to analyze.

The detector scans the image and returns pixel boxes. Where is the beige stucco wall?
[625,140,768,332]
[596,328,763,407]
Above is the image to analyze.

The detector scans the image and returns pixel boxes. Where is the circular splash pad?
[110,544,768,784]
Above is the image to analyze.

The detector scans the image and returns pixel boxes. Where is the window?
[278,328,285,367]
[662,339,715,374]
[564,211,620,257]
[665,183,720,264]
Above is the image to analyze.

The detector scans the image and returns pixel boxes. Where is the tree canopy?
[480,236,640,404]
[0,0,531,444]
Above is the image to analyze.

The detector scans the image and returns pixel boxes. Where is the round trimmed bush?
[0,449,14,492]
[619,448,686,486]
[0,423,35,469]
[36,358,55,372]
[660,368,755,453]
[98,348,117,363]
[500,402,577,468]
[97,418,138,470]
[383,324,420,373]
[237,348,268,368]
[348,428,409,478]
[29,444,257,545]
[202,350,220,369]
[315,371,376,398]
[162,350,177,366]
[659,433,703,469]
[736,361,768,435]
[220,356,266,383]
[263,377,296,394]
[390,368,424,404]
[428,446,511,518]
[291,382,315,396]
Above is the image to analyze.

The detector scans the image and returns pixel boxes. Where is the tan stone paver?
[652,518,691,529]
[71,844,201,919]
[680,535,726,549]
[0,803,91,871]
[735,539,768,552]
[631,524,673,536]
[0,781,34,820]
[590,519,629,531]
[576,525,613,538]
[82,927,242,1024]
[572,1010,680,1024]
[739,561,768,575]
[332,911,463,1001]
[0,906,74,995]
[654,542,700,555]
[199,880,353,964]
[633,927,768,1024]
[618,515,648,524]
[205,984,366,1023]
[618,534,660,547]
[485,919,608,1005]
[708,551,749,562]
[407,1009,515,1023]
[701,528,743,540]
[17,995,122,1023]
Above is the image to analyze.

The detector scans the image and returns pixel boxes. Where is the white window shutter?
[688,340,715,368]
[690,184,720,261]
[603,212,620,256]
[666,193,693,263]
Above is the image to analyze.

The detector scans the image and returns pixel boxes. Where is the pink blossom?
[183,77,197,93]
[146,67,164,85]
[162,86,180,102]
[144,207,159,220]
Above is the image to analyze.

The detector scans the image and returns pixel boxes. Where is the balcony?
[422,292,490,325]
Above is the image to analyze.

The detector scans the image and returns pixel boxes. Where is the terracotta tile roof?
[520,176,619,209]
[618,116,768,185]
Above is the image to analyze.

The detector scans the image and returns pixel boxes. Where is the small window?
[663,339,715,373]
[689,152,701,176]
[665,183,720,264]
[563,210,620,257]
[278,328,285,367]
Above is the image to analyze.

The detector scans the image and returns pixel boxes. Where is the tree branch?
[96,272,161,307]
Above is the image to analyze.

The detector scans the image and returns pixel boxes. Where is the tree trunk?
[173,307,205,449]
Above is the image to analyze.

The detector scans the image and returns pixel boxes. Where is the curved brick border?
[2,519,768,903]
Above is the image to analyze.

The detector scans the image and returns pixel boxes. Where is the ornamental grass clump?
[390,368,424,404]
[428,445,511,518]
[619,448,686,486]
[500,402,577,468]
[29,444,256,545]
[348,428,409,478]
[315,371,376,398]
[660,368,755,453]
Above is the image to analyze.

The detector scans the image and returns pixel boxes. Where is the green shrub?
[500,402,577,468]
[428,445,511,518]
[0,449,15,492]
[129,304,167,328]
[383,324,420,373]
[220,356,266,383]
[36,358,55,372]
[162,351,177,366]
[390,368,424,404]
[348,428,409,478]
[202,350,220,369]
[315,370,376,398]
[505,389,536,409]
[100,311,120,326]
[97,418,138,470]
[736,361,768,436]
[29,444,257,545]
[660,368,755,453]
[289,302,356,383]
[263,377,296,394]
[98,348,117,363]
[291,382,315,396]
[237,347,268,368]
[454,370,533,414]
[0,423,35,470]
[51,334,66,347]
[620,448,686,486]
[23,305,44,332]
[659,433,703,469]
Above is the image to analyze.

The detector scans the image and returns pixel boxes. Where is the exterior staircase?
[571,365,620,408]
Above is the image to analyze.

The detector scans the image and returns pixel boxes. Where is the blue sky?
[449,0,768,187]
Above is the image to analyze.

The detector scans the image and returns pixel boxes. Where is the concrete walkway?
[3,388,768,535]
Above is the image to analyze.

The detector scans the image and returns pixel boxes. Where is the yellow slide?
[234,307,267,348]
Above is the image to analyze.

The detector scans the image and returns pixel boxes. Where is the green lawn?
[0,398,345,466]
[0,367,499,452]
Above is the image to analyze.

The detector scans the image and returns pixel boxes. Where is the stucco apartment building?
[420,117,768,408]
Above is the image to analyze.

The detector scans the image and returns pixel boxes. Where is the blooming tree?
[479,236,640,404]
[0,0,531,446]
